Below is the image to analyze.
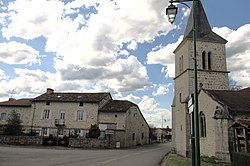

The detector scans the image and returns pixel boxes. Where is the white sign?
[188,105,194,114]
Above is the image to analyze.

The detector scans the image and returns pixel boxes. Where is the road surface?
[0,142,171,166]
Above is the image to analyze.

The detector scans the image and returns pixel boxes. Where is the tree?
[4,110,23,135]
[87,124,100,138]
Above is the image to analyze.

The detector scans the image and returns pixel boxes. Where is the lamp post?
[166,0,200,166]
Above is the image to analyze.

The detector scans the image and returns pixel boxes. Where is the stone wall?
[69,138,108,148]
[0,135,42,145]
[33,102,99,130]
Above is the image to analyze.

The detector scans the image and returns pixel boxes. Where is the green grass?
[165,154,223,166]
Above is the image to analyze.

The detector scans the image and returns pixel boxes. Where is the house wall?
[0,106,32,130]
[125,106,149,147]
[98,112,126,130]
[32,101,99,136]
[199,91,230,162]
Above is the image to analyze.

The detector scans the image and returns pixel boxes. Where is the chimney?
[46,88,54,94]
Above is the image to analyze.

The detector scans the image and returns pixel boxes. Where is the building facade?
[171,1,250,163]
[0,88,149,148]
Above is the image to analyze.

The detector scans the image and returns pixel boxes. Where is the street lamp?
[166,0,200,166]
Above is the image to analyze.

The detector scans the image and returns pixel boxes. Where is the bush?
[201,155,216,164]
[232,152,250,166]
[4,111,23,135]
[87,124,100,138]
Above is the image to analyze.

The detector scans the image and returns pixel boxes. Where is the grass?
[165,154,224,166]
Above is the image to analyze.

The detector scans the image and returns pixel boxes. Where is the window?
[202,51,206,69]
[79,102,83,106]
[58,128,64,136]
[208,52,211,70]
[46,101,50,105]
[76,110,86,121]
[179,56,183,73]
[74,129,85,137]
[132,133,135,140]
[41,128,49,136]
[0,113,7,121]
[115,114,117,117]
[42,109,50,119]
[60,111,65,119]
[142,133,144,140]
[179,93,182,103]
[200,111,207,137]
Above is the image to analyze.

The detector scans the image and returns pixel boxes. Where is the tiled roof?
[183,0,227,44]
[99,100,137,112]
[0,99,32,107]
[205,88,250,112]
[33,92,111,103]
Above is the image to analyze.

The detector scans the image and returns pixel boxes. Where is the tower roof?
[183,0,227,43]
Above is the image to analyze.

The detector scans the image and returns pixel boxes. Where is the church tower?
[171,0,229,156]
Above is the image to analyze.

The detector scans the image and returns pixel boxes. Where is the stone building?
[171,0,250,163]
[0,88,149,148]
[0,98,32,133]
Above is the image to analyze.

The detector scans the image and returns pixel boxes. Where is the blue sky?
[0,0,250,127]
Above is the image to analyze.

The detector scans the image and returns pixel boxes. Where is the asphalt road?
[0,142,171,166]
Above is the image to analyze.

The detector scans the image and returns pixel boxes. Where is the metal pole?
[192,0,201,165]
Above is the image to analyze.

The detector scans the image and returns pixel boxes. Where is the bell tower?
[171,0,229,156]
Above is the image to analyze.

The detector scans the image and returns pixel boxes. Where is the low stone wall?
[0,135,42,145]
[69,138,108,148]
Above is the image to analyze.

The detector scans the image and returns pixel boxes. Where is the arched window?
[202,51,206,69]
[200,111,206,137]
[208,51,211,70]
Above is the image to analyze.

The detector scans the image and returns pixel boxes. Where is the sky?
[0,0,250,128]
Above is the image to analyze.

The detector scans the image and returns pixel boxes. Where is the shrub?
[201,155,216,164]
[87,124,100,138]
[232,152,250,166]
[4,110,23,135]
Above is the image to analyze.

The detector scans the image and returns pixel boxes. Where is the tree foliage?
[87,124,100,138]
[4,110,23,135]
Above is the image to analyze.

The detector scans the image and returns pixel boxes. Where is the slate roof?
[183,0,227,44]
[99,100,137,112]
[0,99,32,107]
[205,88,250,113]
[33,92,111,103]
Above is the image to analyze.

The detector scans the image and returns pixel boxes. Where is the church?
[171,0,250,163]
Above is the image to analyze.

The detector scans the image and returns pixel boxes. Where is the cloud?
[213,24,250,87]
[146,36,183,78]
[152,83,171,96]
[0,0,174,96]
[127,40,138,50]
[58,55,151,92]
[0,41,40,65]
[0,69,8,80]
[138,95,159,112]
[143,108,172,128]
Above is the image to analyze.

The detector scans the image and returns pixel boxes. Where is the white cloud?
[0,41,40,65]
[0,69,7,80]
[152,83,171,96]
[143,108,172,128]
[147,36,183,78]
[138,95,159,112]
[213,24,250,87]
[127,40,137,50]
